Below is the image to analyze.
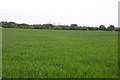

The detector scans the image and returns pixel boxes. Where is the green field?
[2,28,118,78]
[0,28,2,79]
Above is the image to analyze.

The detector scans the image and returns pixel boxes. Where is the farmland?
[2,28,118,78]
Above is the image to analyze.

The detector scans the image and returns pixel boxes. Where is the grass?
[2,28,118,78]
[0,28,2,79]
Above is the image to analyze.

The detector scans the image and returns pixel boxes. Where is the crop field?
[2,28,118,78]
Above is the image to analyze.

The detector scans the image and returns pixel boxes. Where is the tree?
[42,24,53,29]
[70,24,78,30]
[1,21,16,28]
[114,27,120,31]
[70,24,78,27]
[107,25,115,31]
[99,25,106,30]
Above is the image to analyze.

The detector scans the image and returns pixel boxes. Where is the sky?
[0,0,119,27]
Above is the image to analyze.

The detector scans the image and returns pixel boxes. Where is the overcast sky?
[0,0,119,27]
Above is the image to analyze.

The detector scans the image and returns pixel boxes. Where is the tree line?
[0,21,120,31]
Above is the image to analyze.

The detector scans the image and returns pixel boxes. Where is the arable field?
[2,28,118,78]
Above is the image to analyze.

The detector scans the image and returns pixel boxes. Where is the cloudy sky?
[0,0,119,27]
